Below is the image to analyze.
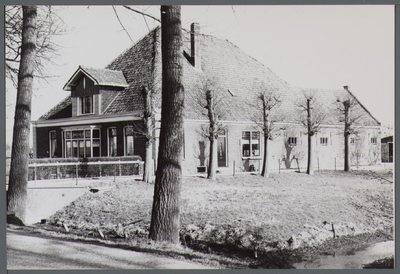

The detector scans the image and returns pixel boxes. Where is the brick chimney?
[190,22,201,69]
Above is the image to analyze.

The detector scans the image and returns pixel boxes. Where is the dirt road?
[7,229,213,270]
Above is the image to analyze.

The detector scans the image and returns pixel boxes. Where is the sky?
[5,5,395,145]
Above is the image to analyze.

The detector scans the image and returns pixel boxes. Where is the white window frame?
[242,131,260,157]
[49,130,57,158]
[107,127,118,157]
[63,127,101,158]
[124,126,135,156]
[80,95,94,115]
[320,137,328,146]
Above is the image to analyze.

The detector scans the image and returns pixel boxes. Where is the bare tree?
[5,5,64,87]
[149,5,183,244]
[297,90,326,175]
[252,83,281,178]
[142,86,155,183]
[336,86,364,172]
[7,5,38,224]
[196,78,226,180]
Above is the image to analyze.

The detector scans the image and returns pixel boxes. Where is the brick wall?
[182,120,381,175]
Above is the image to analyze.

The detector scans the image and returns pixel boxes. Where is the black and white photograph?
[5,4,395,270]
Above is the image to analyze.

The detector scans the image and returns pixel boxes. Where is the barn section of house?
[32,23,381,175]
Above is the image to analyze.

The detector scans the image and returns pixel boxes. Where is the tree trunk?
[142,86,154,183]
[7,6,37,224]
[261,135,269,177]
[207,135,217,180]
[344,100,351,171]
[149,5,183,244]
[307,134,314,175]
[143,139,153,183]
[344,131,350,171]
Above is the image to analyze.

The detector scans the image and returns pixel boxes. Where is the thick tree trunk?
[7,6,37,224]
[261,135,269,177]
[307,134,314,175]
[207,135,217,180]
[142,86,154,183]
[149,5,183,244]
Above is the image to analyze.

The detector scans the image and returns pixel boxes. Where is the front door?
[217,136,227,167]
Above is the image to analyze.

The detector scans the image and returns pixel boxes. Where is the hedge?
[28,156,143,181]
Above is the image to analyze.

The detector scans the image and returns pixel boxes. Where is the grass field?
[46,169,394,268]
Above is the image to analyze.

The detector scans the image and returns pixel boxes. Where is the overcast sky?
[5,5,394,144]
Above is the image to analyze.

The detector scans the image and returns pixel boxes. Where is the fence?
[28,160,144,182]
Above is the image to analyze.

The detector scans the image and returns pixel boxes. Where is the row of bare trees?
[195,79,365,179]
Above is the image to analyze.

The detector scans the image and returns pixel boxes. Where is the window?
[108,127,117,156]
[371,137,377,145]
[242,131,260,157]
[288,137,297,146]
[350,137,355,145]
[80,95,93,114]
[49,131,57,158]
[320,137,328,146]
[124,126,135,156]
[64,128,100,158]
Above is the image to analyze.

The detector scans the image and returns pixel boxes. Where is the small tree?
[336,86,364,172]
[297,90,326,175]
[196,78,225,180]
[142,86,155,183]
[252,83,281,178]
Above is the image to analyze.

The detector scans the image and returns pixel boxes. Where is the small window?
[108,127,117,157]
[320,137,328,146]
[242,131,260,157]
[49,131,57,158]
[371,137,377,145]
[288,137,297,146]
[350,137,355,145]
[124,126,135,156]
[80,95,93,114]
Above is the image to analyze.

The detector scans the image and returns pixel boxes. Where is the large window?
[49,131,57,158]
[242,131,260,157]
[124,126,135,156]
[108,127,117,156]
[64,128,100,158]
[80,95,93,114]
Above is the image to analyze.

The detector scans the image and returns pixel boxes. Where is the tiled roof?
[39,26,380,127]
[63,66,128,91]
[38,95,71,120]
[80,66,128,87]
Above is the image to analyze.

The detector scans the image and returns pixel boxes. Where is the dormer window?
[80,95,93,114]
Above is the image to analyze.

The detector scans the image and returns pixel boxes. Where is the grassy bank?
[45,169,393,268]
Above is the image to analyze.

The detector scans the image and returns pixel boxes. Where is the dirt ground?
[40,168,394,268]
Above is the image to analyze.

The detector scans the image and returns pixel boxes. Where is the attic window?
[80,95,93,114]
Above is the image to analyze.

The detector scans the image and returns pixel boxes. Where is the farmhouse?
[32,24,381,174]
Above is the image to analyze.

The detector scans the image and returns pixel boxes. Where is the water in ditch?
[294,241,394,269]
